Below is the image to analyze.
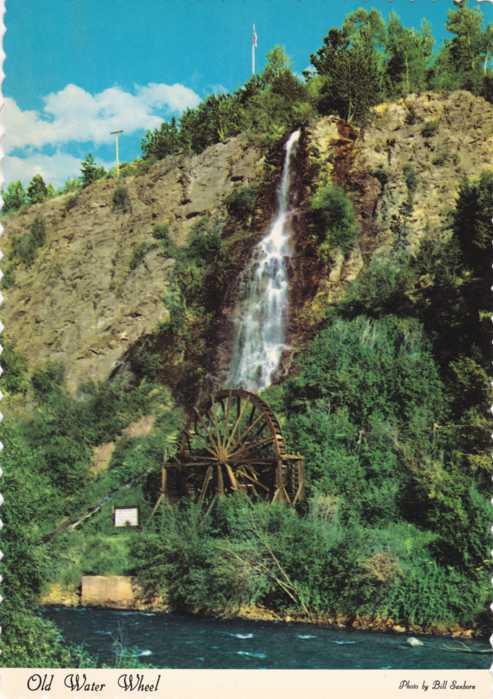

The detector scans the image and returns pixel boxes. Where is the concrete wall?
[81,575,138,608]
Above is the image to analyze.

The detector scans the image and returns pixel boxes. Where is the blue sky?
[4,0,492,186]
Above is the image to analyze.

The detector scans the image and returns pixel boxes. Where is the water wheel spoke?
[191,409,221,453]
[223,394,233,427]
[230,435,276,459]
[215,463,225,496]
[182,459,217,467]
[247,403,257,425]
[224,398,249,450]
[236,467,269,492]
[198,466,213,504]
[207,407,225,449]
[228,413,266,454]
[224,463,239,491]
[198,410,222,453]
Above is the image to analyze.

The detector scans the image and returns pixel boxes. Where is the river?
[43,607,489,669]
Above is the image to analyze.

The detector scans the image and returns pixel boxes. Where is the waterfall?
[228,129,301,391]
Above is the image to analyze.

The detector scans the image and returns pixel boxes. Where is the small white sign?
[113,507,139,527]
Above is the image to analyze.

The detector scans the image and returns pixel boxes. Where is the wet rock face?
[3,137,262,393]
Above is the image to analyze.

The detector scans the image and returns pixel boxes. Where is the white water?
[228,129,301,391]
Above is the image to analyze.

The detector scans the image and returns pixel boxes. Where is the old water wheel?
[152,389,304,511]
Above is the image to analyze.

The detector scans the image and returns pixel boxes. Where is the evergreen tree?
[141,117,181,160]
[80,154,106,187]
[180,93,243,153]
[384,13,433,96]
[263,45,292,83]
[310,9,385,123]
[3,180,27,212]
[431,1,487,93]
[27,174,49,205]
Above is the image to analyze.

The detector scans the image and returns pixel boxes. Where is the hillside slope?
[3,90,493,393]
[3,137,262,392]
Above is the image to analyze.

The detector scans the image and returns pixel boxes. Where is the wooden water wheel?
[154,389,304,510]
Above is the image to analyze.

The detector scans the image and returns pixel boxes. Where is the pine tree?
[2,180,27,212]
[141,117,181,160]
[80,154,106,187]
[27,174,48,205]
[432,1,486,93]
[384,13,433,97]
[309,9,385,124]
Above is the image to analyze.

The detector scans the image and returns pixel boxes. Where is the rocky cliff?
[4,91,493,395]
[3,137,262,393]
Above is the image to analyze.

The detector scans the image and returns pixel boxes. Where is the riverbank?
[40,582,482,640]
[234,605,482,640]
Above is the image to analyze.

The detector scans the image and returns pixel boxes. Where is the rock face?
[4,92,493,393]
[3,137,262,393]
[292,91,493,328]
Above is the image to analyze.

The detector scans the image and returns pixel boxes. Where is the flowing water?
[228,129,301,390]
[43,607,489,669]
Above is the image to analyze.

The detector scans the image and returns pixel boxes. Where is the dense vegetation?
[1,354,181,665]
[131,173,491,630]
[2,2,491,666]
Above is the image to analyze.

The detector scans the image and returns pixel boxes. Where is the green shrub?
[2,344,29,394]
[2,264,15,289]
[11,215,47,266]
[129,241,157,271]
[31,215,46,245]
[310,183,359,255]
[403,164,417,192]
[141,117,181,160]
[340,250,416,317]
[31,361,65,397]
[371,166,389,188]
[112,185,131,213]
[2,180,27,212]
[225,185,258,220]
[421,121,438,138]
[81,154,106,187]
[65,194,79,212]
[152,223,177,256]
[283,316,447,512]
[12,233,37,266]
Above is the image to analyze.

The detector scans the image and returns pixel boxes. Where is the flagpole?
[252,24,257,76]
[110,129,124,177]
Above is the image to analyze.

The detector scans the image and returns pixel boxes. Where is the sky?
[4,0,493,186]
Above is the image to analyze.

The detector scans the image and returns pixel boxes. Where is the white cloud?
[3,82,201,151]
[138,83,201,112]
[3,152,111,188]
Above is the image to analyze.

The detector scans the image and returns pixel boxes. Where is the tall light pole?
[110,129,124,177]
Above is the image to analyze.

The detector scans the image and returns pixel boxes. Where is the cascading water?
[228,129,301,391]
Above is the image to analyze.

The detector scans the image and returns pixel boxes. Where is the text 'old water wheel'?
[158,389,304,508]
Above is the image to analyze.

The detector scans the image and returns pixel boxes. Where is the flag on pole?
[252,24,258,48]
